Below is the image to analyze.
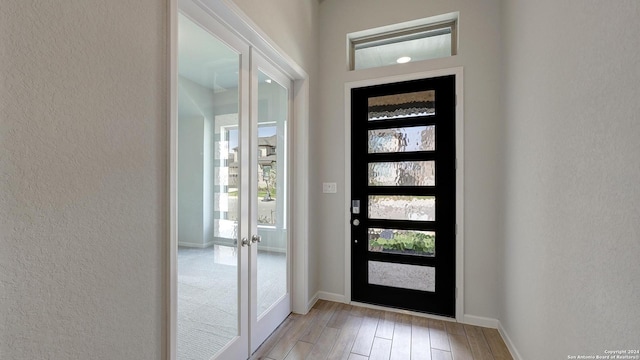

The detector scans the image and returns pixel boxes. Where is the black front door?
[351,75,456,317]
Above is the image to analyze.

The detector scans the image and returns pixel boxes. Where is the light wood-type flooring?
[250,300,512,360]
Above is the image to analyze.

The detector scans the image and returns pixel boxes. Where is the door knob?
[251,234,262,244]
[353,219,360,226]
[241,237,250,247]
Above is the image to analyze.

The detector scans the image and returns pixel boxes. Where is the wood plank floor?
[250,300,512,360]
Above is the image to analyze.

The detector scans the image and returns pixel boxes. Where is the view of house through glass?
[176,13,241,360]
[176,13,290,359]
[255,69,288,319]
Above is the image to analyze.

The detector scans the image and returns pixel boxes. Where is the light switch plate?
[322,182,337,193]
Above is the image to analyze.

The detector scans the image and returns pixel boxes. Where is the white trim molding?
[343,67,465,321]
[461,315,524,360]
[460,317,525,360]
[462,314,500,329]
[167,1,178,359]
[498,322,524,360]
[316,291,347,304]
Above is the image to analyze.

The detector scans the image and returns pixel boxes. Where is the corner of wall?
[498,322,524,360]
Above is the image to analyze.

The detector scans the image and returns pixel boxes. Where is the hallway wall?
[0,0,319,358]
[0,0,166,358]
[501,0,640,357]
[231,0,318,76]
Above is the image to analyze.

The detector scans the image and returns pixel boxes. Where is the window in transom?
[349,13,458,71]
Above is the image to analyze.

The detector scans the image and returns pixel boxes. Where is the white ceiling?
[178,14,239,91]
[354,33,451,70]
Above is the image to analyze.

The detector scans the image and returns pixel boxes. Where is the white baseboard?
[257,245,286,254]
[177,240,216,248]
[498,321,524,360]
[462,314,500,328]
[462,316,523,360]
[316,291,346,303]
[304,292,320,314]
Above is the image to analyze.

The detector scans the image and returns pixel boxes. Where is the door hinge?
[455,287,458,299]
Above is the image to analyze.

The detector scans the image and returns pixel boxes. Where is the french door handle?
[241,237,251,247]
[251,234,262,244]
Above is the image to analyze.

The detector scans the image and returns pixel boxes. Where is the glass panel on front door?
[368,161,435,187]
[367,90,436,120]
[368,125,436,153]
[368,195,436,221]
[351,75,456,317]
[368,228,436,257]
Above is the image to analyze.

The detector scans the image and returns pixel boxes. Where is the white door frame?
[343,67,465,322]
[168,0,311,358]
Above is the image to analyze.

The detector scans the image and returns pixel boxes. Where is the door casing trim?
[343,67,464,321]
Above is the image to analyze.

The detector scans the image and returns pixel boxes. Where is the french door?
[175,3,291,359]
[350,75,456,317]
[249,52,292,352]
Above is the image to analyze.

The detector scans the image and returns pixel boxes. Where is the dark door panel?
[351,75,456,317]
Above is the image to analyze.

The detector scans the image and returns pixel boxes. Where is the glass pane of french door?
[255,70,288,317]
[250,54,292,352]
[176,12,244,360]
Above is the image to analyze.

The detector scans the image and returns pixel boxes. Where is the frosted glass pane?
[368,195,435,221]
[214,167,229,186]
[368,261,435,292]
[368,90,435,120]
[214,193,229,212]
[369,161,435,186]
[368,228,435,256]
[368,126,435,153]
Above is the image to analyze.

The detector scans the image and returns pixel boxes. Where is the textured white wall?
[501,0,640,357]
[318,0,504,320]
[230,0,318,74]
[0,1,166,359]
[177,76,219,248]
[178,115,205,246]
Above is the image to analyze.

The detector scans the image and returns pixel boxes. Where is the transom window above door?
[348,12,458,71]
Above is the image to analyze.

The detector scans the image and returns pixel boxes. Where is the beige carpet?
[177,246,286,360]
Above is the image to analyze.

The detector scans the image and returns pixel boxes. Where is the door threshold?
[349,301,458,323]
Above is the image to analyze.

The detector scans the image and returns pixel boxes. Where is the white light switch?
[322,182,337,193]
